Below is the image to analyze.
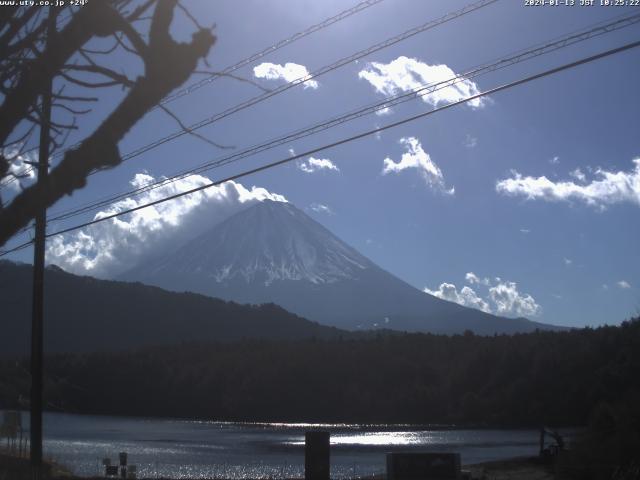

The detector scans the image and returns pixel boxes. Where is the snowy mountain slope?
[121,201,564,335]
[134,200,373,286]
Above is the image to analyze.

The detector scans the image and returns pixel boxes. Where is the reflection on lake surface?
[11,411,567,478]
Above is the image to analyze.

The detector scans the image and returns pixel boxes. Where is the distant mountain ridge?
[122,200,564,335]
[0,260,344,355]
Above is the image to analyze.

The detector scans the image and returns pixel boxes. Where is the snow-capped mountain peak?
[121,200,562,335]
[128,200,373,286]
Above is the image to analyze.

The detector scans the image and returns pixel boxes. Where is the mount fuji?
[121,200,562,335]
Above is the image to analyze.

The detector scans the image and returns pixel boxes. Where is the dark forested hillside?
[1,319,639,427]
[0,260,344,355]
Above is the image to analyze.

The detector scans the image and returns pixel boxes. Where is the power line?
[39,11,640,226]
[161,0,385,106]
[2,37,638,258]
[7,0,498,209]
[1,239,34,256]
[43,40,640,235]
[107,0,498,168]
[3,0,495,187]
[0,175,21,189]
[0,0,385,188]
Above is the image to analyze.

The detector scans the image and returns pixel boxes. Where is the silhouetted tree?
[0,0,216,246]
[2,317,639,427]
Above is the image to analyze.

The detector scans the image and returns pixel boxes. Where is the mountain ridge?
[121,200,565,335]
[0,259,346,355]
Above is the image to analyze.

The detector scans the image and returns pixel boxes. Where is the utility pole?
[30,6,55,479]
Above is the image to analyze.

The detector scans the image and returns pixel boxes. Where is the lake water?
[11,411,554,478]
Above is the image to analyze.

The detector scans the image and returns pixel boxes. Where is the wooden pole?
[30,6,55,479]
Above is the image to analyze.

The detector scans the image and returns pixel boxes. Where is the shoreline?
[465,457,554,480]
[2,452,555,480]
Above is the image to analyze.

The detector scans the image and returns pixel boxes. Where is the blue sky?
[3,0,640,328]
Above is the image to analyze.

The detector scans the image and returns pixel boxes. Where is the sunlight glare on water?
[5,411,562,479]
[287,431,427,446]
[334,431,426,446]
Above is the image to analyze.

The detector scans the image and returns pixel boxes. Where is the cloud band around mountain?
[46,174,286,278]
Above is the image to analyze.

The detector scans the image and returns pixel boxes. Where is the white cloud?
[425,272,541,318]
[309,203,333,215]
[374,126,382,141]
[424,283,491,314]
[2,148,37,192]
[564,258,572,266]
[288,148,296,157]
[618,280,631,289]
[464,134,478,148]
[375,106,392,116]
[549,156,560,165]
[253,62,318,89]
[358,56,485,109]
[46,173,287,278]
[465,272,480,284]
[489,281,541,317]
[520,228,531,234]
[382,137,454,194]
[298,157,339,174]
[465,272,490,286]
[569,168,586,182]
[496,159,640,209]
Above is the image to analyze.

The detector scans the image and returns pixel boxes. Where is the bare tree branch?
[192,70,272,93]
[2,122,37,150]
[177,1,204,30]
[158,104,234,150]
[0,0,216,245]
[0,7,39,56]
[52,94,99,103]
[52,103,92,116]
[0,2,125,147]
[116,18,149,56]
[125,0,158,22]
[80,40,120,56]
[60,66,135,88]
